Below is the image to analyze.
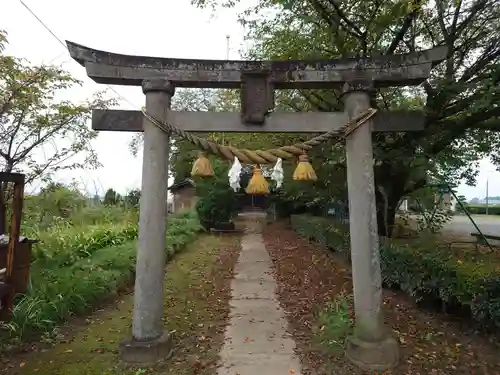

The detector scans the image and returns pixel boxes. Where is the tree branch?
[386,0,423,55]
[324,0,364,37]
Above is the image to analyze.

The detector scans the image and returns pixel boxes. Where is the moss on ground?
[8,234,241,375]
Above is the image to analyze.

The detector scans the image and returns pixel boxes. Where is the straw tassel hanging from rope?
[245,165,269,195]
[191,152,214,177]
[293,154,317,181]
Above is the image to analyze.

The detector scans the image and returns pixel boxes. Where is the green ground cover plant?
[6,233,240,375]
[0,210,201,346]
[32,223,138,267]
[290,214,500,332]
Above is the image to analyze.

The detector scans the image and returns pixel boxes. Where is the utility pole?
[222,35,230,147]
[486,175,489,215]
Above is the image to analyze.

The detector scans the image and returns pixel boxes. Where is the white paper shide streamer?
[271,157,284,188]
[228,156,242,192]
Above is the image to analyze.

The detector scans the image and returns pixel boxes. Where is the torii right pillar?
[342,80,399,370]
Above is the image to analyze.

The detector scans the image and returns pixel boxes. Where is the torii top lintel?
[66,41,447,89]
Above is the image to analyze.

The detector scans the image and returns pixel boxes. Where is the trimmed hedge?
[460,205,500,215]
[290,214,500,331]
[4,211,201,341]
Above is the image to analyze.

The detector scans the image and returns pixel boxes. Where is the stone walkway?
[217,217,302,375]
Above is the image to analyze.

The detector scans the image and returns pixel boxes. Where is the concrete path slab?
[217,219,302,375]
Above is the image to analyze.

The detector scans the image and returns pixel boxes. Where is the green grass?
[469,213,500,219]
[313,293,353,354]
[0,211,201,345]
[12,234,240,375]
[32,223,139,267]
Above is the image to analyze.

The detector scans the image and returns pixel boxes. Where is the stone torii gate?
[67,41,446,370]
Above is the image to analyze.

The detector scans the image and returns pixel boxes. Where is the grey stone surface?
[92,109,425,133]
[119,332,173,365]
[443,214,500,237]
[67,41,447,88]
[345,334,399,371]
[217,221,302,375]
[342,87,399,369]
[343,88,386,342]
[230,279,276,300]
[131,79,173,344]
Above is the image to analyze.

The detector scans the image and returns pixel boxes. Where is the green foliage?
[32,223,138,268]
[1,211,201,343]
[0,31,115,235]
[103,188,121,205]
[22,185,86,229]
[414,209,453,233]
[460,205,500,215]
[192,0,500,237]
[195,159,236,225]
[291,214,500,331]
[0,32,114,181]
[0,30,7,52]
[21,184,138,236]
[124,188,141,206]
[314,293,353,353]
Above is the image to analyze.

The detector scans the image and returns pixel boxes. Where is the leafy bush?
[195,160,235,226]
[32,223,139,267]
[290,214,500,331]
[21,184,140,237]
[314,293,353,353]
[1,211,201,342]
[460,205,500,215]
[414,208,452,233]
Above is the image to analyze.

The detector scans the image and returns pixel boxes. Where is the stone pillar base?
[119,332,173,365]
[345,334,399,371]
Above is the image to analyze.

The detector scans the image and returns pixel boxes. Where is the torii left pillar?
[119,78,175,364]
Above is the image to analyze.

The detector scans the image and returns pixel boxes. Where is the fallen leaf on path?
[262,222,500,375]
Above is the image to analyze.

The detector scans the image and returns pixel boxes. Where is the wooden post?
[342,82,398,370]
[0,173,24,321]
[119,79,174,364]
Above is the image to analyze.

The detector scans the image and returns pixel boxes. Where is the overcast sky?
[2,0,499,200]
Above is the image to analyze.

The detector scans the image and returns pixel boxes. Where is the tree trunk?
[377,201,398,238]
[0,183,5,235]
[0,165,15,235]
[377,194,401,237]
[374,162,409,238]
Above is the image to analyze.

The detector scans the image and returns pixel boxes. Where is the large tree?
[0,31,113,233]
[192,0,500,236]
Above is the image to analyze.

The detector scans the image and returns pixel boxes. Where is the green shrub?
[290,214,500,331]
[195,160,236,226]
[291,215,349,251]
[32,223,139,267]
[459,204,500,215]
[22,184,140,236]
[314,293,353,353]
[1,211,201,342]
